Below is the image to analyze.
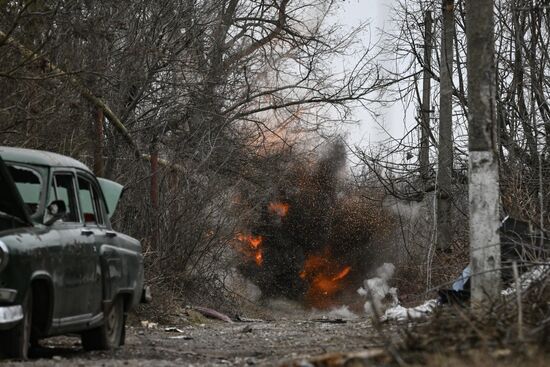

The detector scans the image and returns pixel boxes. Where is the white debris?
[164,327,184,333]
[380,264,549,322]
[141,320,158,329]
[358,263,439,321]
[501,264,550,297]
[381,299,439,322]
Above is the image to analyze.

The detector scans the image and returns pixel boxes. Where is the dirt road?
[4,317,390,367]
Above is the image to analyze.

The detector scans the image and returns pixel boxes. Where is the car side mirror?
[45,200,67,226]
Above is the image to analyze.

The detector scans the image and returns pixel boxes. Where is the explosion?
[268,202,289,217]
[299,248,352,308]
[234,142,393,309]
[236,234,264,266]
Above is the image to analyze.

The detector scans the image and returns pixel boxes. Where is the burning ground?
[233,142,395,310]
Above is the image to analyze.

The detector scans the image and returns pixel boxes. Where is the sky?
[338,0,412,149]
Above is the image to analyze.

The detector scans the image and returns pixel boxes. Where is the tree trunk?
[436,0,455,251]
[420,10,433,187]
[466,0,501,306]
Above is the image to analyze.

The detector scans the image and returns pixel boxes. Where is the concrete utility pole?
[420,10,433,188]
[466,0,501,305]
[436,0,455,251]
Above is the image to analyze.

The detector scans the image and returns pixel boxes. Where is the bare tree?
[436,0,455,252]
[0,0,383,307]
[353,0,549,266]
[419,10,433,189]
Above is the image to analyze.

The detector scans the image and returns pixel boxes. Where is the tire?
[81,297,125,351]
[0,291,32,359]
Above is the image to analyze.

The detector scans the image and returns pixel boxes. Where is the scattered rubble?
[6,318,386,367]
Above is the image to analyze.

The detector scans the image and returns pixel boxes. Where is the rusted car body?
[0,146,144,359]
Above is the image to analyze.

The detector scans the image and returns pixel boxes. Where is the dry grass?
[414,350,550,367]
[393,237,470,306]
[395,271,550,365]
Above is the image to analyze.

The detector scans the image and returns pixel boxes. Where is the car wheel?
[81,297,125,351]
[0,291,32,359]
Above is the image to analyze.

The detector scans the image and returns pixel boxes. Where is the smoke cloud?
[358,263,399,316]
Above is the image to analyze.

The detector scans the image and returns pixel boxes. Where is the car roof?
[0,146,92,173]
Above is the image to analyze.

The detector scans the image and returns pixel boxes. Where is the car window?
[8,165,42,216]
[78,176,104,225]
[50,173,80,222]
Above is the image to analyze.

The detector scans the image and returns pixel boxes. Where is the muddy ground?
[3,316,397,367]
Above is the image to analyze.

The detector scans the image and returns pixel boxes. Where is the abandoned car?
[0,146,145,359]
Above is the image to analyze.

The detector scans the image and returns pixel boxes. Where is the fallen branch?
[191,306,233,323]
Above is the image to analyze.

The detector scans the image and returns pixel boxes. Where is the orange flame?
[255,251,263,266]
[268,202,289,217]
[236,233,264,266]
[299,248,352,308]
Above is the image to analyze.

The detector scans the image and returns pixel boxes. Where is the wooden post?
[420,10,433,187]
[93,106,105,177]
[466,0,501,306]
[150,141,160,249]
[436,0,455,251]
[150,143,159,210]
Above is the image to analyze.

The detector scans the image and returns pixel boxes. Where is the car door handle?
[81,229,94,236]
[106,231,117,238]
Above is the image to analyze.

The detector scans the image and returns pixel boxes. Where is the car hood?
[0,155,32,226]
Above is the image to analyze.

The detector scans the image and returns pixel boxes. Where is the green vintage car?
[0,146,145,359]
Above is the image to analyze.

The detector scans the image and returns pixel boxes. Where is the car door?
[97,177,143,308]
[75,172,107,317]
[48,170,97,326]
